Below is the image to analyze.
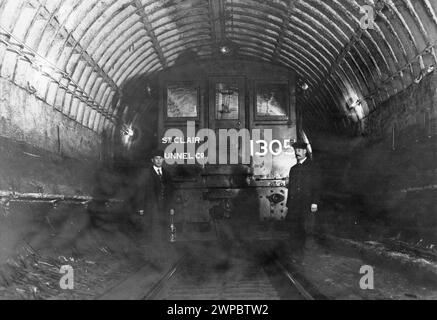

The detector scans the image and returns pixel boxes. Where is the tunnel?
[0,0,436,301]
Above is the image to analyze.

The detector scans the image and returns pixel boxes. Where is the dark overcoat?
[134,166,175,214]
[286,159,321,217]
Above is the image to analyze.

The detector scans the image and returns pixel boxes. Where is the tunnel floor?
[1,232,437,300]
[146,243,310,300]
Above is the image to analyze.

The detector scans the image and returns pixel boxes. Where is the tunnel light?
[346,97,366,121]
[350,99,360,108]
[220,45,231,55]
[146,84,152,95]
[121,124,134,137]
[301,83,309,91]
[121,124,139,147]
[126,128,135,137]
[218,41,238,56]
[353,101,365,120]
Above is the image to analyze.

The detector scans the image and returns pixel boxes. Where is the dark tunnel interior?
[0,0,436,300]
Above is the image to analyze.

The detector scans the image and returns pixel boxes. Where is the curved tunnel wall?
[314,70,436,244]
[0,0,436,145]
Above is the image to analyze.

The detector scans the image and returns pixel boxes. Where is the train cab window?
[215,82,240,120]
[165,83,200,120]
[255,82,289,119]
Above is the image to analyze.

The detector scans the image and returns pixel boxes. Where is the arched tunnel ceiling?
[0,0,436,135]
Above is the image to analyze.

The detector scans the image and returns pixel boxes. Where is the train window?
[254,81,290,121]
[165,82,200,120]
[208,77,246,131]
[214,81,241,121]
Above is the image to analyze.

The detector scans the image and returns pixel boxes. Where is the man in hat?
[285,142,321,256]
[138,149,175,244]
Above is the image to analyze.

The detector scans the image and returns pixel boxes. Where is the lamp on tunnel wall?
[347,98,365,121]
[217,40,238,57]
[146,83,152,97]
[121,124,139,147]
[346,97,367,136]
[125,127,135,138]
[297,78,309,92]
[220,45,231,55]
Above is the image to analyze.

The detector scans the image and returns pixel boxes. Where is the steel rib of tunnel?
[0,0,436,136]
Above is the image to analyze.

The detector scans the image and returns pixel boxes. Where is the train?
[152,59,307,242]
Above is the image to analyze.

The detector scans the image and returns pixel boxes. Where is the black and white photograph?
[0,0,436,308]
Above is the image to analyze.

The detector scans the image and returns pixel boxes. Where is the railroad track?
[142,256,187,300]
[142,243,327,300]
